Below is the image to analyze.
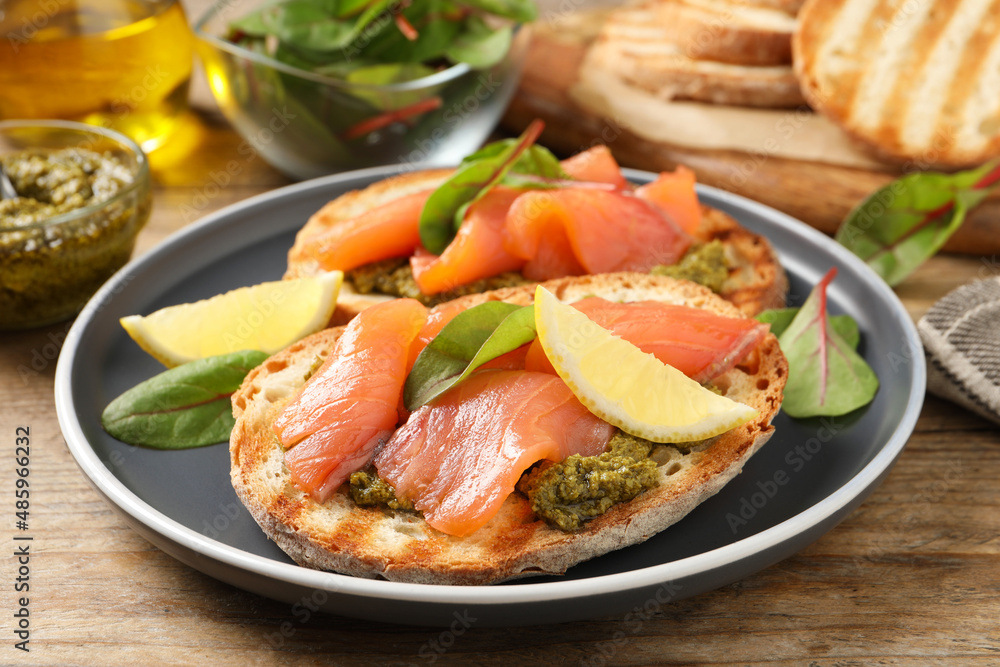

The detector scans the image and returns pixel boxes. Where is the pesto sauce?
[345,433,670,530]
[519,432,660,532]
[0,147,147,330]
[346,239,727,306]
[651,240,728,292]
[348,470,414,511]
[346,258,530,307]
[0,148,132,227]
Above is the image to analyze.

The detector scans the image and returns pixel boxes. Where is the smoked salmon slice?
[374,369,615,537]
[504,189,692,280]
[295,190,432,272]
[524,297,768,383]
[635,167,702,234]
[410,187,526,295]
[274,299,428,502]
[560,146,628,189]
[504,189,587,281]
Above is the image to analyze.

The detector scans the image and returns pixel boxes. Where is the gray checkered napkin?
[918,277,1000,425]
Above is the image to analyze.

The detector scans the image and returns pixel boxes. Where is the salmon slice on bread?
[285,168,788,325]
[230,274,787,585]
[794,0,1000,168]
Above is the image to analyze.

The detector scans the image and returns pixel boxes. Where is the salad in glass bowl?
[195,0,535,178]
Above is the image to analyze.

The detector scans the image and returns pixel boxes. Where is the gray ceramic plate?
[55,166,925,628]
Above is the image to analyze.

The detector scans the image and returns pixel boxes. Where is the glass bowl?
[0,120,152,331]
[193,0,529,180]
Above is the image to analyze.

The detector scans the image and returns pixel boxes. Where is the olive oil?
[0,0,194,151]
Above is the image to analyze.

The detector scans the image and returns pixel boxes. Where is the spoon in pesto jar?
[0,162,17,200]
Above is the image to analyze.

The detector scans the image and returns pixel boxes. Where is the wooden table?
[3,106,1000,666]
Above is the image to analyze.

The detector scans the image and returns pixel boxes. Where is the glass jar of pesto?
[0,120,152,330]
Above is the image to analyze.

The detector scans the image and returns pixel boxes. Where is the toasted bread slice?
[230,273,787,585]
[794,0,1000,168]
[654,0,798,66]
[587,1,806,107]
[753,0,804,14]
[285,170,788,324]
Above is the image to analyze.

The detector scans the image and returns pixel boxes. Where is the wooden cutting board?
[501,21,1000,256]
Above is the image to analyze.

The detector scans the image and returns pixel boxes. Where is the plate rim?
[54,165,926,607]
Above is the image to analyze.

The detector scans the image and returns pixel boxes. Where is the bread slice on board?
[588,1,806,107]
[794,0,1000,169]
[654,0,798,66]
[284,170,788,324]
[230,273,787,585]
[753,0,805,13]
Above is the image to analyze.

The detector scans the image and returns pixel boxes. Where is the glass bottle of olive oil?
[0,0,194,151]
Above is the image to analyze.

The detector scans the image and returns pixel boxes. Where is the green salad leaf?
[460,0,538,22]
[462,140,569,180]
[775,269,878,418]
[404,302,537,410]
[361,6,464,65]
[268,2,359,51]
[101,350,268,449]
[345,62,437,86]
[836,161,1000,285]
[226,0,536,142]
[757,307,860,350]
[418,120,544,254]
[228,0,534,72]
[445,19,513,69]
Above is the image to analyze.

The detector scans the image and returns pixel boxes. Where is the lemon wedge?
[533,285,757,442]
[121,272,343,367]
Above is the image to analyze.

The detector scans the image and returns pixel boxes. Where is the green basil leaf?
[101,350,269,449]
[836,161,1000,286]
[756,308,860,350]
[418,120,543,254]
[404,302,537,409]
[445,19,512,69]
[776,269,878,418]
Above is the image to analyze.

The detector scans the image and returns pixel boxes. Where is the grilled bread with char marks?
[794,0,1000,168]
[230,274,787,585]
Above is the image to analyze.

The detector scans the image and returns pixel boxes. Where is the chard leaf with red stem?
[777,268,878,418]
[836,161,1000,286]
[418,120,543,254]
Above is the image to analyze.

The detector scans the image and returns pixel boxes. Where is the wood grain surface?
[501,23,1000,256]
[2,5,1000,661]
